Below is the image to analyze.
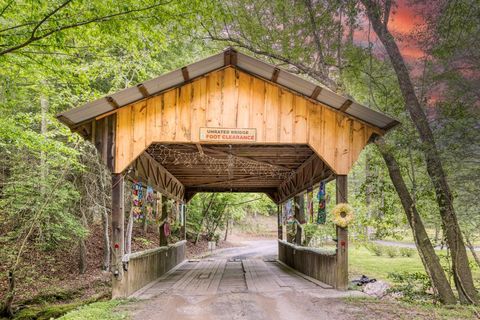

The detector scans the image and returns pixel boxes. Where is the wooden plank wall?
[115,67,378,174]
[113,240,186,298]
[278,240,337,288]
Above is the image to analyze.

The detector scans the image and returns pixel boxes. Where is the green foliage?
[399,248,416,258]
[364,242,384,256]
[187,193,275,241]
[388,271,433,302]
[385,246,399,258]
[58,300,128,320]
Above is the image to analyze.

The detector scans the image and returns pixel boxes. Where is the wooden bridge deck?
[132,258,331,299]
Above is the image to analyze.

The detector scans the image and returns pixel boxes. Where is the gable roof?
[57,48,399,131]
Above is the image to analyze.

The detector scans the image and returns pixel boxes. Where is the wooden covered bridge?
[58,48,398,298]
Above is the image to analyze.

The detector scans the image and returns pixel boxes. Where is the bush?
[399,247,416,257]
[364,242,384,256]
[388,271,432,302]
[385,246,399,258]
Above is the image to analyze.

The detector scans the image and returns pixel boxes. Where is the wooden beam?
[189,175,263,188]
[106,96,120,109]
[137,83,150,98]
[181,67,190,82]
[310,86,322,99]
[130,152,185,201]
[277,205,284,240]
[335,175,348,291]
[339,99,353,112]
[202,146,292,171]
[276,155,334,203]
[271,67,280,82]
[224,48,237,66]
[382,120,400,131]
[195,143,204,155]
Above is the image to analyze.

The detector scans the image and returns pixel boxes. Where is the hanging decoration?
[285,200,294,224]
[317,181,326,224]
[147,144,294,180]
[331,203,354,228]
[132,180,144,220]
[307,187,314,223]
[145,186,154,222]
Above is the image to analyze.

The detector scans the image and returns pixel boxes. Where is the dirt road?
[125,240,367,320]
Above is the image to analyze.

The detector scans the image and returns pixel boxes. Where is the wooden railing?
[112,240,186,298]
[278,240,337,288]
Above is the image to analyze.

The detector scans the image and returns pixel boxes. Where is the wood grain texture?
[114,67,379,174]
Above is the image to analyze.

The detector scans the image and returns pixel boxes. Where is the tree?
[361,0,478,304]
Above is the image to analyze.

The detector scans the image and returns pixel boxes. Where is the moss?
[12,293,110,320]
[13,301,86,320]
[58,300,129,320]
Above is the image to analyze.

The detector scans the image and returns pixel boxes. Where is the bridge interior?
[145,143,333,203]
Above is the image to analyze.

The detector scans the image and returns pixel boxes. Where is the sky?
[354,0,427,62]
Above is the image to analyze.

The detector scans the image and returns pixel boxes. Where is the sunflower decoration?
[331,203,354,228]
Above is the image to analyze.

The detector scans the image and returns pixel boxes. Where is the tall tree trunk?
[125,208,134,255]
[362,0,478,304]
[195,194,215,245]
[0,271,15,316]
[102,205,110,271]
[374,136,456,304]
[78,210,88,274]
[224,218,229,241]
[365,153,373,239]
[40,92,48,242]
[465,234,480,269]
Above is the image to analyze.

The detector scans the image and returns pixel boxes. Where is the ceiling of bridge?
[145,143,332,195]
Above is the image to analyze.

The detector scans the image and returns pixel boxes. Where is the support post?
[111,173,125,298]
[160,195,168,246]
[277,204,283,240]
[181,202,187,240]
[294,194,305,246]
[336,175,348,290]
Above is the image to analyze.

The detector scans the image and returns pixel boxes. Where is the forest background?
[0,0,479,317]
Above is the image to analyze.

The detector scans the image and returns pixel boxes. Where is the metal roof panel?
[187,52,224,79]
[237,53,273,80]
[58,48,399,132]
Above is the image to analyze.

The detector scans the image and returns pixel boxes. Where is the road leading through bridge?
[126,240,365,320]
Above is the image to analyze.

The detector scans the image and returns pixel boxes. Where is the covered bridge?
[58,48,398,297]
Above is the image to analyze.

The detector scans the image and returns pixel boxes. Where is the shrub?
[364,242,384,256]
[385,246,399,258]
[399,247,416,257]
[388,271,432,302]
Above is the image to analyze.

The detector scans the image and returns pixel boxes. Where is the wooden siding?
[278,240,337,288]
[113,240,186,298]
[115,67,378,174]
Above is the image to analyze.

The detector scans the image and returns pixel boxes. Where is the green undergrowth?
[345,296,479,320]
[10,292,110,320]
[58,299,129,320]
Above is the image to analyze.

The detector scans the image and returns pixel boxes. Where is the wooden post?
[336,175,348,290]
[111,173,125,297]
[277,204,283,240]
[181,202,186,240]
[160,195,168,246]
[294,194,305,246]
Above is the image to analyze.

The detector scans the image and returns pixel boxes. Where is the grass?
[345,296,479,320]
[349,245,480,282]
[349,246,425,280]
[58,300,129,320]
